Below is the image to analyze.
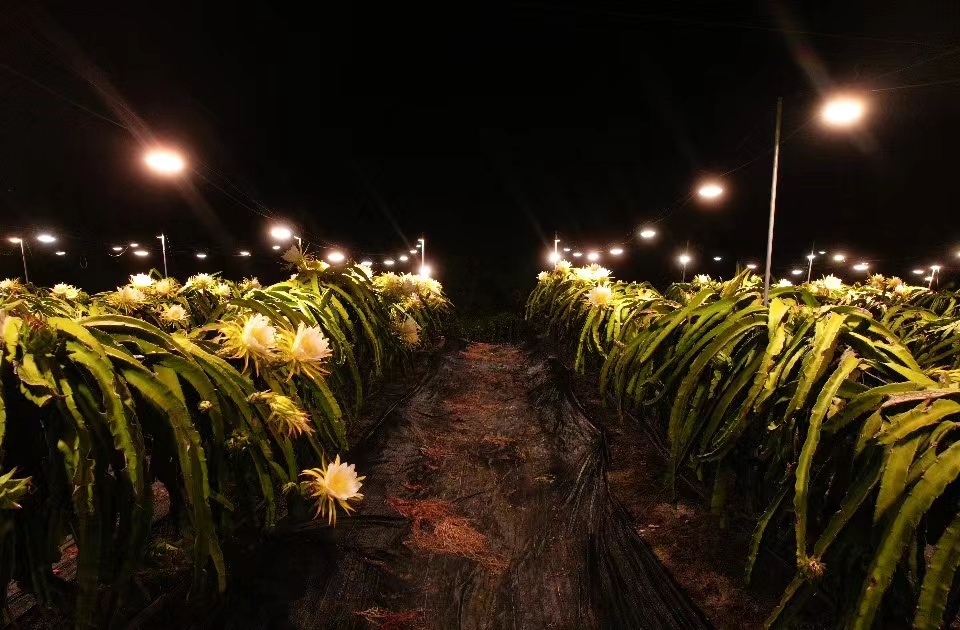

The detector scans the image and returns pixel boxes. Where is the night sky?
[1,1,959,312]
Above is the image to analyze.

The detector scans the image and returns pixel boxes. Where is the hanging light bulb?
[587,252,600,262]
[384,259,395,266]
[609,248,623,256]
[639,228,656,239]
[327,251,346,263]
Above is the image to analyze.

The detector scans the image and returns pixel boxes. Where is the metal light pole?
[157,233,169,277]
[419,237,425,268]
[9,238,28,283]
[763,97,783,306]
[805,244,816,283]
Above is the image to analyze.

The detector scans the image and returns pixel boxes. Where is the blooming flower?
[374,272,406,298]
[159,303,189,324]
[821,274,843,291]
[241,314,276,356]
[574,264,611,282]
[586,264,610,281]
[282,245,305,265]
[129,273,155,288]
[285,323,333,363]
[399,316,420,346]
[777,279,793,287]
[301,455,365,525]
[894,283,907,295]
[186,273,216,290]
[537,271,550,282]
[0,279,22,292]
[586,285,614,308]
[248,392,314,438]
[554,260,572,274]
[154,278,178,296]
[694,274,711,284]
[214,283,232,297]
[51,283,80,300]
[239,277,261,292]
[108,286,146,311]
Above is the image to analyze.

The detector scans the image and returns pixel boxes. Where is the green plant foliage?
[527,264,960,629]
[0,256,450,628]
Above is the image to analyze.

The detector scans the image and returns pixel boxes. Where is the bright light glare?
[806,254,816,261]
[853,263,869,271]
[563,247,571,252]
[327,251,346,263]
[271,245,281,250]
[931,265,942,272]
[196,253,207,259]
[791,269,803,275]
[818,251,826,255]
[419,265,432,278]
[144,149,186,174]
[239,250,251,257]
[610,248,624,256]
[37,234,56,243]
[587,252,600,262]
[361,260,373,266]
[548,251,561,263]
[112,246,123,252]
[639,229,657,239]
[746,263,758,270]
[129,242,139,247]
[409,249,417,254]
[713,256,722,261]
[925,275,934,282]
[55,251,66,256]
[912,269,925,275]
[8,237,22,244]
[697,183,724,199]
[270,226,293,240]
[384,259,395,266]
[678,254,691,265]
[572,252,583,258]
[133,250,149,257]
[822,97,865,126]
[399,255,409,261]
[833,254,845,262]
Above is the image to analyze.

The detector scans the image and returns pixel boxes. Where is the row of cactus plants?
[0,246,450,627]
[527,262,960,628]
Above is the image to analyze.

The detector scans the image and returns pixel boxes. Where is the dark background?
[1,1,959,313]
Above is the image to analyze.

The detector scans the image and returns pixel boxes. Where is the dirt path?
[227,343,709,629]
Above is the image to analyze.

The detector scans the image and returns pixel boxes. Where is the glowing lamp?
[144,149,186,174]
[822,97,865,126]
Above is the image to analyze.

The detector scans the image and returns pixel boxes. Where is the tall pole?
[763,97,783,306]
[554,232,559,257]
[682,261,687,283]
[158,234,169,277]
[419,237,425,269]
[19,240,28,284]
[806,242,816,283]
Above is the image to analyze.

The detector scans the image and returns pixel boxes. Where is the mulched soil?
[225,342,708,629]
[569,365,788,630]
